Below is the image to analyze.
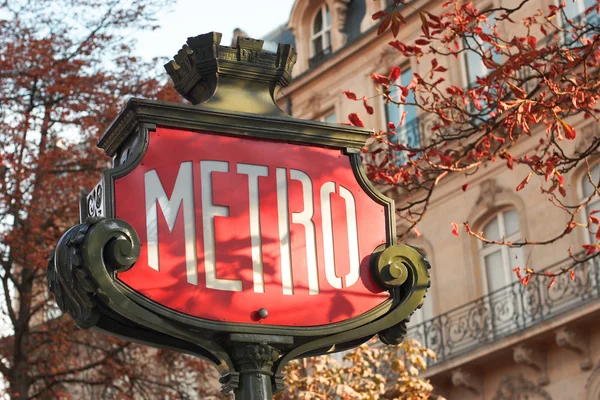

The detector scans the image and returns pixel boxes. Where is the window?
[479,209,523,293]
[311,5,332,59]
[564,0,596,21]
[320,111,336,124]
[581,163,600,245]
[462,13,502,87]
[385,67,420,164]
[562,0,598,45]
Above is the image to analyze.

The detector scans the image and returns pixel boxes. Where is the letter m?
[144,161,198,284]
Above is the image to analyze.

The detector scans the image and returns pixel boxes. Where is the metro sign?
[114,127,388,326]
[50,33,430,397]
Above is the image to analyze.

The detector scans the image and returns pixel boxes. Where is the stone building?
[263,0,600,399]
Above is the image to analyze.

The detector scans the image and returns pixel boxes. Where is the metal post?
[230,343,279,400]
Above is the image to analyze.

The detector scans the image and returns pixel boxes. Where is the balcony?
[308,47,332,69]
[408,255,599,366]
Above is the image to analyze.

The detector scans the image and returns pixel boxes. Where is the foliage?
[346,0,600,283]
[277,339,438,400]
[0,0,219,398]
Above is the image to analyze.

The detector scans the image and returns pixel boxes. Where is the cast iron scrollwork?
[47,217,140,328]
[375,244,431,346]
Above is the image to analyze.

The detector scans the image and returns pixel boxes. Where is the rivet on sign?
[258,308,269,319]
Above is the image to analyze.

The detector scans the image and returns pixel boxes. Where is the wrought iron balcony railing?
[408,255,599,366]
[308,47,332,69]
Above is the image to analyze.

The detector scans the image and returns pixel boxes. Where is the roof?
[262,24,295,53]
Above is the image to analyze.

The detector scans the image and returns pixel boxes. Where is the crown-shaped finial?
[164,32,297,111]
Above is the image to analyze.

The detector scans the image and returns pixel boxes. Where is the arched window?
[581,163,600,244]
[311,4,331,58]
[479,209,523,293]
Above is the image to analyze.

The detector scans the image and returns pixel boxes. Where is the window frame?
[319,110,336,124]
[381,66,421,163]
[478,208,522,294]
[578,162,600,245]
[310,4,332,58]
[460,9,502,88]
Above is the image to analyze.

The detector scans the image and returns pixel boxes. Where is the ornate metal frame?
[48,32,431,398]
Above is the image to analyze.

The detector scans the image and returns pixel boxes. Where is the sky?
[135,0,297,62]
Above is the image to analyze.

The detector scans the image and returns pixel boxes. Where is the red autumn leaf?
[388,122,396,130]
[592,210,600,215]
[378,15,392,35]
[516,173,532,191]
[391,15,401,37]
[419,11,430,38]
[415,39,430,46]
[362,97,374,115]
[343,90,358,100]
[513,267,522,280]
[372,10,387,20]
[558,185,566,197]
[370,72,390,85]
[589,216,599,225]
[462,183,469,191]
[388,66,401,82]
[413,225,422,237]
[557,117,576,140]
[451,222,459,237]
[547,276,556,289]
[583,244,597,255]
[566,221,577,233]
[348,113,365,127]
[507,81,527,99]
[521,275,531,286]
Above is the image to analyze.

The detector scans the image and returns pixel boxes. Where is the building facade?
[266,0,600,398]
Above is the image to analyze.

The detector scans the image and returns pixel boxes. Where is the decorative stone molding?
[555,327,593,370]
[305,92,326,118]
[493,375,552,400]
[451,368,483,395]
[513,345,549,386]
[575,121,599,154]
[378,48,398,74]
[475,178,505,207]
[333,0,351,46]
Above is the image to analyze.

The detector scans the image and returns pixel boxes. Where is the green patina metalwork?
[47,32,431,399]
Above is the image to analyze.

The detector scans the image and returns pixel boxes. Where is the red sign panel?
[114,127,388,326]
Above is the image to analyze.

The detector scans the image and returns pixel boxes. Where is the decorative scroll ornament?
[47,221,100,329]
[555,327,593,370]
[513,345,549,386]
[451,368,482,395]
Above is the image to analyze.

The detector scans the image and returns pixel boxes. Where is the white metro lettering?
[143,161,360,294]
